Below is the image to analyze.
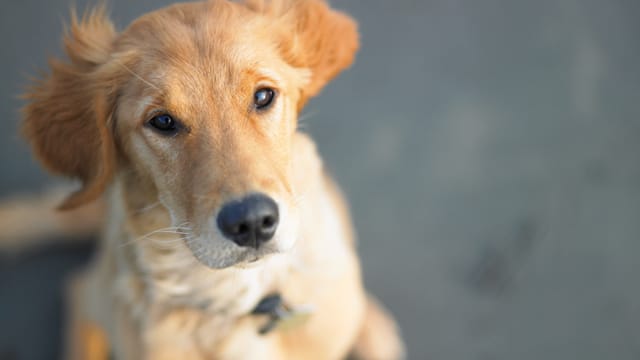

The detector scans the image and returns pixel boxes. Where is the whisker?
[192,195,218,201]
[146,236,189,244]
[134,201,162,214]
[119,222,191,247]
[297,110,317,131]
[115,60,161,92]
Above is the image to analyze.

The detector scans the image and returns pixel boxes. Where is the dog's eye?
[148,114,178,134]
[254,88,276,110]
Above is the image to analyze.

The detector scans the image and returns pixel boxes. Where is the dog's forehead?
[121,1,274,58]
[119,2,286,94]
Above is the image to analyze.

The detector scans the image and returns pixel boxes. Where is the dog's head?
[22,0,358,268]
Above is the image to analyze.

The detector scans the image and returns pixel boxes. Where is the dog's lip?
[234,255,264,269]
[232,247,277,268]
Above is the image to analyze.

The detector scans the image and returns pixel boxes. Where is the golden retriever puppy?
[19,1,404,359]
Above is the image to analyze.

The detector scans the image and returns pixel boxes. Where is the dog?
[8,1,405,359]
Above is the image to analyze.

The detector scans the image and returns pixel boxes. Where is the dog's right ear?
[243,0,359,109]
[22,6,119,210]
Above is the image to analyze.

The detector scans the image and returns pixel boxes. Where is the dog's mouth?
[235,245,279,265]
[234,254,268,269]
[236,249,264,262]
[182,232,284,269]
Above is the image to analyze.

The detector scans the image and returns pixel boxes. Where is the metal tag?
[271,306,314,332]
[256,303,314,335]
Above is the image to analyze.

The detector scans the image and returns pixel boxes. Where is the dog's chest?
[148,265,271,315]
[131,257,291,352]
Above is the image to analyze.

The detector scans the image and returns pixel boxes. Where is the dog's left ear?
[22,7,120,210]
[246,0,359,107]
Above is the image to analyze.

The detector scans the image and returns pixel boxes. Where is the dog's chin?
[189,247,262,270]
[186,236,294,270]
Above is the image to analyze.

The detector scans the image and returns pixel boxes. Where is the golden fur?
[15,1,404,359]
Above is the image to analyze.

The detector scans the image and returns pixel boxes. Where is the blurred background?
[1,0,640,359]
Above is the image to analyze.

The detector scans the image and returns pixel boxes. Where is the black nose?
[216,194,279,248]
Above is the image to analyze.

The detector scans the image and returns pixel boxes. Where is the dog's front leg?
[349,295,406,360]
[64,274,110,360]
[110,313,204,360]
[137,308,212,360]
[144,344,204,360]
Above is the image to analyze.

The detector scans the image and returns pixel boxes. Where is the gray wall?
[1,0,640,359]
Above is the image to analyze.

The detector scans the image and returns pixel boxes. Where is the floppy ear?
[22,7,119,210]
[247,0,359,107]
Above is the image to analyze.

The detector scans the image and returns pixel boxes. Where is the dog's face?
[22,0,358,268]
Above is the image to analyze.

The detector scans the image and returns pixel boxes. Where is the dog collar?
[251,294,313,335]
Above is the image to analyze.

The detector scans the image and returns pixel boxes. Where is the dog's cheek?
[274,203,301,252]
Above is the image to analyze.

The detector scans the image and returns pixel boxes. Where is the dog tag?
[253,293,314,335]
[272,305,314,332]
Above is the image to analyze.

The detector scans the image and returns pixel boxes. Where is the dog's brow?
[244,68,282,85]
[116,60,161,92]
[135,96,162,119]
